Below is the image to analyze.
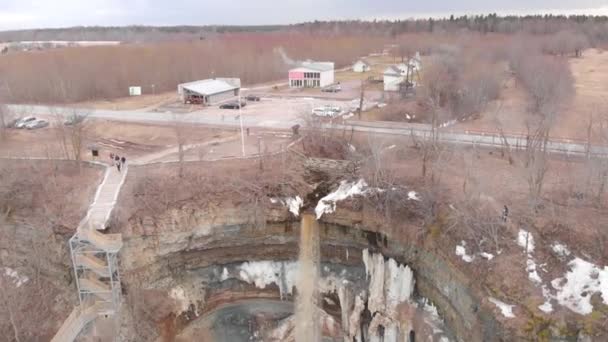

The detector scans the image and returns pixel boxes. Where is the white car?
[312,105,342,118]
[15,116,36,128]
[25,119,49,129]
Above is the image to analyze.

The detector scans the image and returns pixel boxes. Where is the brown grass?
[0,32,388,103]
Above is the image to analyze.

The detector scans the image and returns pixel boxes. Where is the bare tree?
[0,102,8,140]
[66,110,89,164]
[173,115,186,178]
[358,78,365,119]
[0,276,21,342]
[544,30,590,57]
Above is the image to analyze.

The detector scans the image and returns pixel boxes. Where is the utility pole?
[238,89,246,157]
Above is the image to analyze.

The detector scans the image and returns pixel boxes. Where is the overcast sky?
[1,0,607,31]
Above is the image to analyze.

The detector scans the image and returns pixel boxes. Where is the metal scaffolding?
[69,229,122,315]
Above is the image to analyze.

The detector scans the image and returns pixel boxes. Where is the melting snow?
[489,297,516,318]
[526,259,542,284]
[479,252,494,261]
[552,243,571,258]
[517,230,535,254]
[315,179,368,219]
[550,257,608,315]
[285,196,303,217]
[455,241,474,263]
[407,191,421,201]
[270,196,304,217]
[3,268,28,287]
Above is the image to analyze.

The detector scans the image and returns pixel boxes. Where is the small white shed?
[352,60,371,73]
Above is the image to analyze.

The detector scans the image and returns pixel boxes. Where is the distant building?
[383,64,408,92]
[177,78,241,105]
[352,60,371,73]
[383,53,422,92]
[288,61,334,88]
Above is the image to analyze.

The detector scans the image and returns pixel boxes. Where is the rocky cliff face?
[115,203,508,341]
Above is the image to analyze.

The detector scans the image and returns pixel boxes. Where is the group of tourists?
[109,153,126,172]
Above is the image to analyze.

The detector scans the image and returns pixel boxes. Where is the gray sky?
[1,0,607,31]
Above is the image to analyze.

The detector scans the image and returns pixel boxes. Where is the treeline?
[296,15,608,45]
[0,33,387,103]
[0,25,284,43]
[2,14,608,44]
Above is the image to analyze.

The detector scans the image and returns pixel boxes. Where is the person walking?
[121,156,126,167]
[115,155,121,172]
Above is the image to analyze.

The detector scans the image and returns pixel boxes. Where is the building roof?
[290,61,334,72]
[384,64,407,76]
[353,60,370,67]
[178,78,240,95]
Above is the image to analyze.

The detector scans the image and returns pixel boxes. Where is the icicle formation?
[359,249,416,342]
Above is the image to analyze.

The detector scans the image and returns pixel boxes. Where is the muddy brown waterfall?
[295,214,321,342]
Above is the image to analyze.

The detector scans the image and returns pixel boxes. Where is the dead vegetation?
[0,160,104,341]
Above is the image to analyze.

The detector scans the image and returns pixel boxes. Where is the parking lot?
[180,96,364,128]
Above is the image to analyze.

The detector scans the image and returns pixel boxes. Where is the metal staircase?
[69,230,122,312]
[52,165,127,342]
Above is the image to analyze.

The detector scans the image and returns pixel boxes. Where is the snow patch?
[3,268,28,287]
[285,196,303,217]
[552,243,571,258]
[489,297,516,318]
[479,252,494,261]
[550,257,608,315]
[315,179,368,219]
[455,242,474,263]
[526,259,542,284]
[407,191,421,201]
[270,196,304,217]
[517,230,535,253]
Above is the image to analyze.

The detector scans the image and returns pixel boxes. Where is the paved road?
[9,104,608,157]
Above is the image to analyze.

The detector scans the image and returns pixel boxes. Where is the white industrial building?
[383,64,408,92]
[288,61,334,88]
[178,78,241,105]
[383,53,422,92]
[352,60,371,73]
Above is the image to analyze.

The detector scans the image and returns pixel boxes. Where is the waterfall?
[295,214,321,342]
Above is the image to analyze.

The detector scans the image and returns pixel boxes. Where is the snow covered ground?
[550,256,608,315]
[489,297,516,318]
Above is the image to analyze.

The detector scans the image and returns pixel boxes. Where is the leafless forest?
[0,15,606,104]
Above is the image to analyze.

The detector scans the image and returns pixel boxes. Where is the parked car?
[321,84,342,93]
[25,119,49,130]
[15,116,36,128]
[245,95,261,102]
[219,101,246,109]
